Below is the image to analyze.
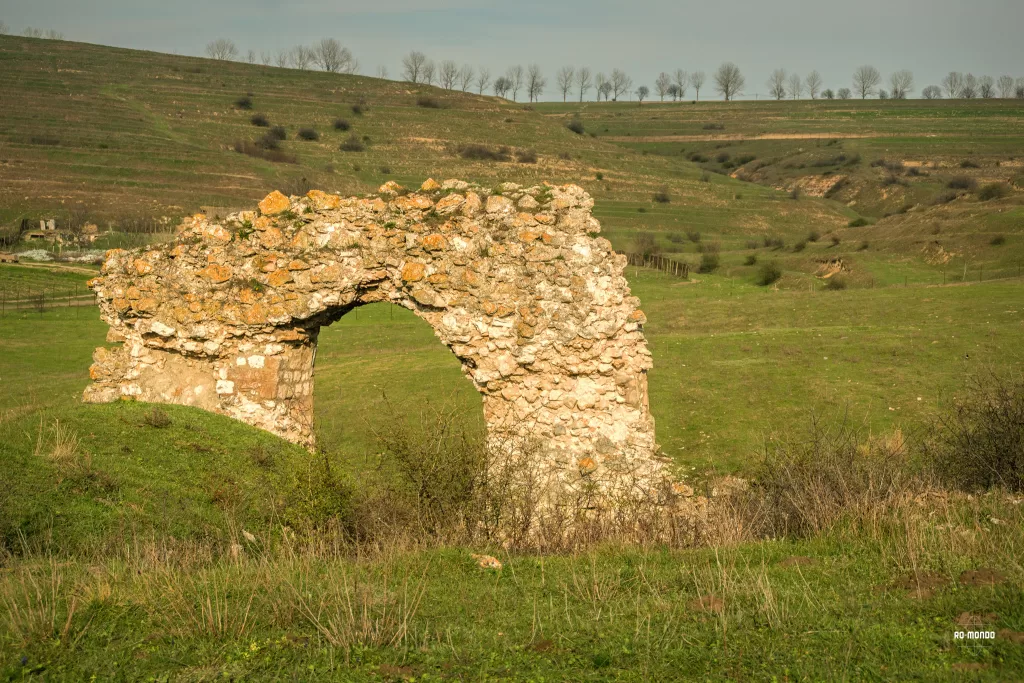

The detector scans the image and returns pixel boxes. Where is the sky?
[3,0,1023,100]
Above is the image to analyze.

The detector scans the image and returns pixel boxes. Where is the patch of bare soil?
[815,258,850,279]
[885,571,950,599]
[998,629,1024,644]
[689,594,725,614]
[378,664,416,680]
[778,556,816,568]
[922,241,960,266]
[526,638,555,653]
[792,175,846,198]
[959,568,1007,587]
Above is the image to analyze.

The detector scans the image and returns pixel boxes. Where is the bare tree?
[0,21,10,35]
[889,70,914,99]
[942,72,963,99]
[837,87,851,100]
[978,75,995,98]
[595,72,609,101]
[787,72,803,99]
[1016,78,1024,99]
[767,69,787,100]
[422,60,436,85]
[260,51,272,66]
[673,69,688,99]
[635,85,649,106]
[23,27,43,38]
[476,67,492,95]
[806,70,823,99]
[576,67,593,102]
[439,60,458,89]
[314,39,357,74]
[44,29,63,40]
[494,76,511,99]
[852,65,881,99]
[961,73,978,98]
[922,85,942,100]
[459,65,474,92]
[402,51,427,83]
[822,89,835,100]
[506,65,524,101]
[610,69,632,101]
[997,75,1015,98]
[291,46,315,71]
[556,66,575,102]
[376,65,390,79]
[667,84,680,100]
[206,39,238,61]
[690,71,706,101]
[714,63,744,101]
[527,64,546,102]
[655,72,671,101]
[275,51,290,68]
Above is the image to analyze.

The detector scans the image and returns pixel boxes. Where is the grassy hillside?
[2,39,1024,680]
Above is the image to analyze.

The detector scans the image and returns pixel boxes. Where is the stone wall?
[86,179,667,492]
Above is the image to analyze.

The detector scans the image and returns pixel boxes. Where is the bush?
[333,118,351,131]
[351,103,366,115]
[702,123,725,130]
[743,254,757,266]
[959,159,980,169]
[595,172,604,180]
[697,244,720,273]
[233,140,297,164]
[142,406,172,428]
[823,275,847,290]
[978,183,1010,201]
[29,136,60,146]
[848,217,868,228]
[632,232,661,258]
[755,260,782,286]
[379,165,392,175]
[763,236,785,250]
[234,96,253,110]
[747,420,920,538]
[858,241,869,251]
[297,127,320,141]
[745,240,759,250]
[339,135,365,152]
[880,174,907,187]
[416,95,443,109]
[926,373,1024,492]
[267,125,287,141]
[652,187,671,203]
[686,231,701,243]
[806,231,820,242]
[566,119,585,135]
[715,151,730,163]
[990,235,1006,246]
[792,240,806,252]
[558,152,572,160]
[515,149,538,164]
[667,233,685,244]
[250,113,270,127]
[458,144,511,162]
[830,235,841,246]
[933,190,959,205]
[946,175,977,191]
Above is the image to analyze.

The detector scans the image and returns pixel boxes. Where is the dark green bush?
[947,175,977,191]
[755,260,782,286]
[978,183,1010,201]
[566,119,585,135]
[250,113,270,127]
[333,118,351,131]
[339,135,365,152]
[297,127,319,141]
[743,254,757,266]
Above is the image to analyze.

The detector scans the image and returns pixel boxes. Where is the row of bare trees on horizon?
[5,24,1024,104]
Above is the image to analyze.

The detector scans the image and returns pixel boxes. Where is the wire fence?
[0,283,94,318]
[622,252,690,278]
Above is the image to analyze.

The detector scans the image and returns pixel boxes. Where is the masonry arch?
[85,180,663,490]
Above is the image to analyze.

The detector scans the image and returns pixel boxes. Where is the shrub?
[830,235,841,246]
[297,127,320,141]
[558,152,572,160]
[746,420,920,538]
[566,119,585,135]
[142,406,172,428]
[267,125,287,141]
[906,166,927,177]
[632,232,661,258]
[652,187,671,203]
[595,172,604,180]
[416,95,443,109]
[880,174,907,187]
[959,159,980,168]
[933,190,959,205]
[351,103,366,115]
[339,135,365,152]
[823,275,847,290]
[250,113,270,127]
[667,233,685,244]
[848,217,868,228]
[763,236,785,250]
[700,171,711,183]
[745,240,759,250]
[715,152,730,163]
[978,183,1010,201]
[946,175,977,191]
[687,231,701,243]
[702,122,725,130]
[333,119,351,131]
[458,144,511,162]
[234,96,253,110]
[858,241,869,251]
[379,165,392,175]
[807,231,820,242]
[789,187,802,200]
[687,152,709,163]
[793,240,806,252]
[697,244,720,273]
[755,260,782,286]
[30,136,60,146]
[515,149,538,164]
[736,154,756,165]
[233,140,297,163]
[743,254,757,266]
[925,373,1024,492]
[990,235,1006,246]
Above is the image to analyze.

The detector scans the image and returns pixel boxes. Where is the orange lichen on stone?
[258,191,291,216]
[200,264,232,284]
[421,234,448,251]
[401,262,426,282]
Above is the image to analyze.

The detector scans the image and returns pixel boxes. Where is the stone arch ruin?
[85,179,665,490]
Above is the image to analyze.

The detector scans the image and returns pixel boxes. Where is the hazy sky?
[4,0,1023,99]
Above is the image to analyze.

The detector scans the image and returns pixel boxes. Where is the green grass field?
[2,36,1024,680]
